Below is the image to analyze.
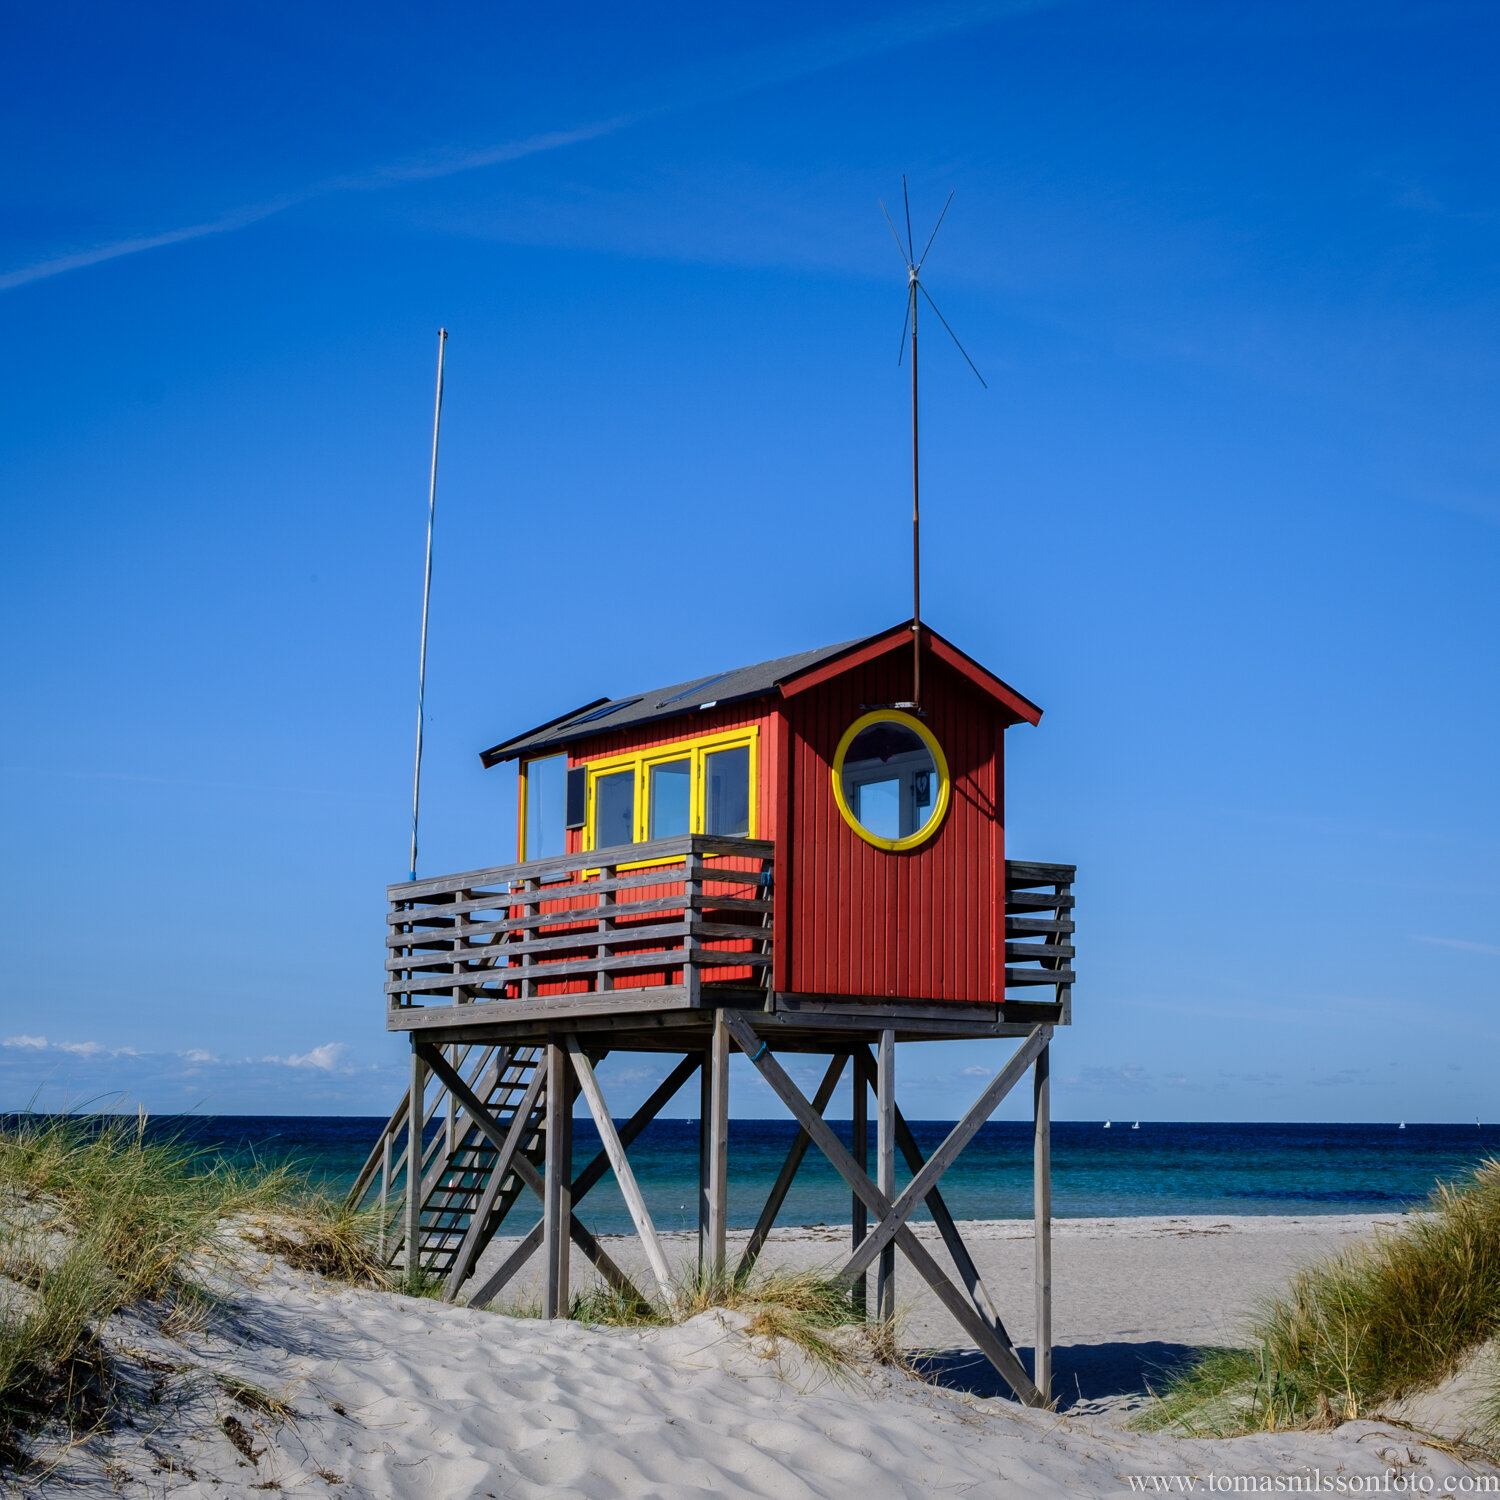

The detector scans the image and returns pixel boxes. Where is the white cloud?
[0,0,1055,294]
[1413,935,1500,957]
[179,1049,220,1064]
[268,1043,349,1072]
[3,1035,141,1059]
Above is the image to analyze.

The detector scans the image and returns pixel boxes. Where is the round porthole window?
[831,710,950,852]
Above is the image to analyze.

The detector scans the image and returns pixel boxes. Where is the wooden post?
[378,1129,392,1261]
[1033,1040,1052,1403]
[445,1044,459,1159]
[698,1038,713,1272]
[521,876,540,999]
[706,1009,730,1279]
[405,1045,426,1279]
[684,851,703,1007]
[596,864,616,992]
[852,1049,868,1316]
[876,1028,895,1321]
[542,1038,573,1317]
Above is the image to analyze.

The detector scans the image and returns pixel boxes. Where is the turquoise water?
[73,1116,1500,1238]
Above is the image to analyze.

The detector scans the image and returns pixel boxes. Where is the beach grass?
[1138,1158,1500,1436]
[0,1111,383,1465]
[504,1264,886,1374]
[254,1199,389,1288]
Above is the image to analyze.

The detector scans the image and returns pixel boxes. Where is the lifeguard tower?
[349,618,1075,1406]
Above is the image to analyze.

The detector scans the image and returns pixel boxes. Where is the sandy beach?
[30,1211,1500,1498]
[467,1213,1395,1412]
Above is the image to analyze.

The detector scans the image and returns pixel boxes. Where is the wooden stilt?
[445,1043,459,1158]
[1033,1039,1052,1404]
[876,1028,895,1322]
[405,1045,426,1279]
[852,1047,868,1317]
[698,1038,712,1273]
[542,1038,572,1318]
[706,1008,730,1280]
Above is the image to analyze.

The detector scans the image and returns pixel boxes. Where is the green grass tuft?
[0,1111,292,1463]
[497,1261,882,1374]
[253,1200,388,1289]
[1138,1158,1500,1436]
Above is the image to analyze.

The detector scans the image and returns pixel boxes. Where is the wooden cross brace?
[417,1042,699,1309]
[721,1011,1051,1407]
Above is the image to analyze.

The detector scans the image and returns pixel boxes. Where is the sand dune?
[29,1216,1497,1498]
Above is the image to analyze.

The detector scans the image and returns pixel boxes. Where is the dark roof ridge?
[478,621,1039,766]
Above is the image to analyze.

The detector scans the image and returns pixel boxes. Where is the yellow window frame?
[583,725,759,867]
[516,751,569,864]
[830,709,950,852]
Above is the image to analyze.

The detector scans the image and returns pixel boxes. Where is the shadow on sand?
[915,1342,1226,1411]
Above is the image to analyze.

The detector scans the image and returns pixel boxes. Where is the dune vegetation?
[1139,1159,1500,1438]
[577,1264,886,1373]
[0,1111,377,1465]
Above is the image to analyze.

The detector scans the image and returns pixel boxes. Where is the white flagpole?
[409,329,447,882]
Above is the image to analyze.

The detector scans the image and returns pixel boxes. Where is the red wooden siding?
[783,651,1005,1004]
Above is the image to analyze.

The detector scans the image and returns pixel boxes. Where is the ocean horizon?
[10,1114,1496,1238]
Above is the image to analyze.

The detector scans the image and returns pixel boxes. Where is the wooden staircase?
[346,1042,547,1291]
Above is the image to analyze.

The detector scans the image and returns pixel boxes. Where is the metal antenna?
[409,329,448,883]
[876,181,985,712]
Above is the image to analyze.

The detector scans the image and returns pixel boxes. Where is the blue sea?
[79,1117,1500,1238]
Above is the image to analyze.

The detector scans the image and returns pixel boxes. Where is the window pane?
[840,719,940,841]
[593,770,636,851]
[705,745,750,836]
[524,754,567,860]
[854,777,900,841]
[649,759,692,838]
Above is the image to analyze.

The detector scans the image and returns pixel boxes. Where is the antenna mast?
[880,180,986,713]
[408,328,448,883]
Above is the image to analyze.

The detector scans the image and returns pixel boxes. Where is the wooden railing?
[386,835,776,1017]
[1002,861,1075,1005]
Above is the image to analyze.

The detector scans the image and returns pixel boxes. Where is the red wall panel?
[783,652,1005,1004]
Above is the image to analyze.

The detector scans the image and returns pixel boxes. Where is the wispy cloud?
[3,1035,142,1059]
[266,1043,350,1072]
[5,1035,353,1073]
[0,0,1058,294]
[1414,935,1500,956]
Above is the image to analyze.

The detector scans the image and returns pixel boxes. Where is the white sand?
[28,1215,1499,1499]
[476,1213,1395,1411]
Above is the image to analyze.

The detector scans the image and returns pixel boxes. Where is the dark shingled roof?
[480,637,863,766]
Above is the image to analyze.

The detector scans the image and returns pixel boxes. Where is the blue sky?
[2,0,1498,1122]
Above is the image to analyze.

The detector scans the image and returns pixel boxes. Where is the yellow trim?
[582,726,759,868]
[517,750,568,862]
[830,710,950,852]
